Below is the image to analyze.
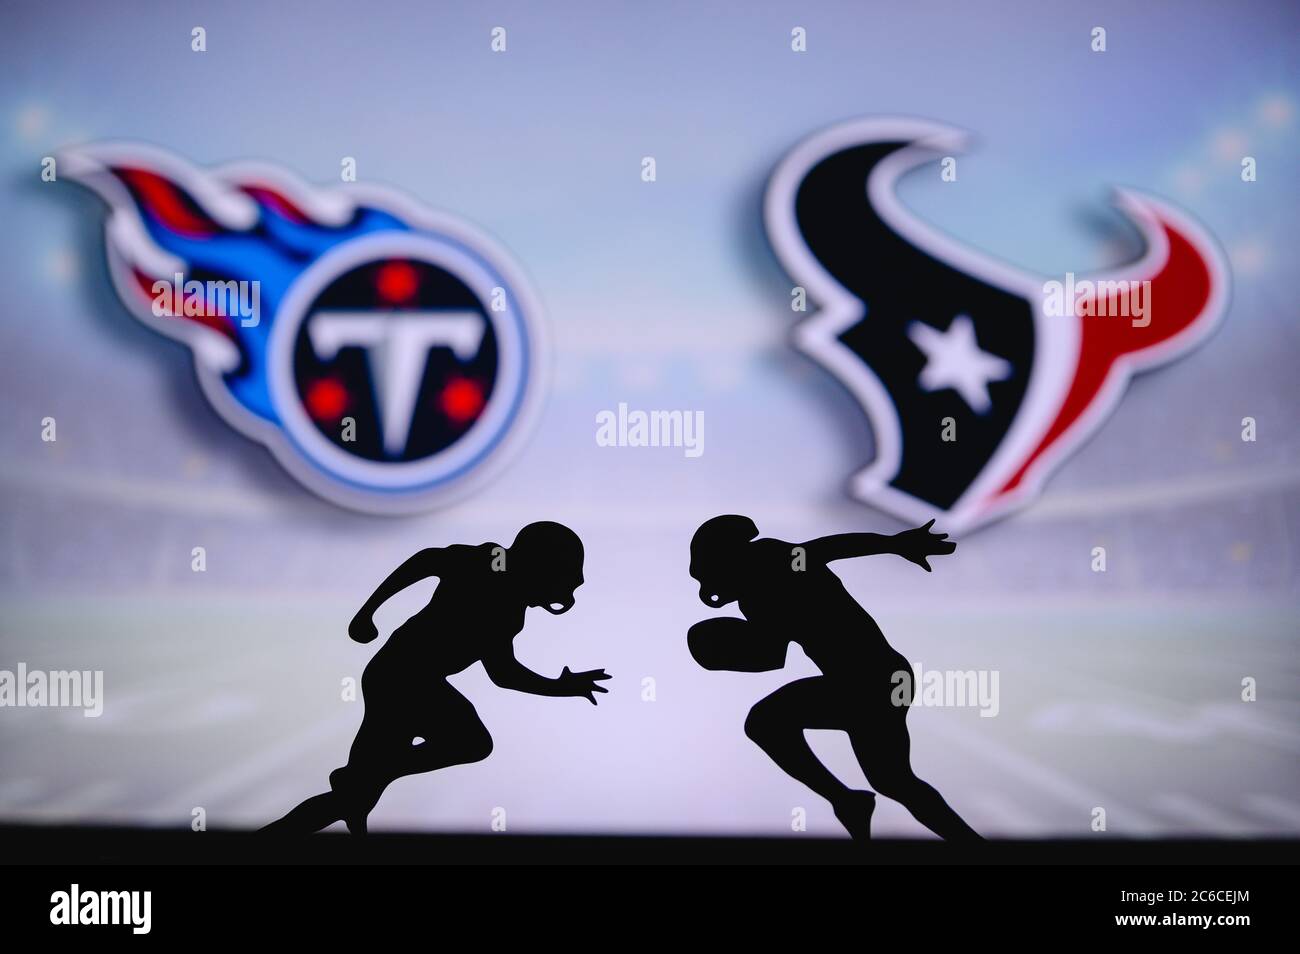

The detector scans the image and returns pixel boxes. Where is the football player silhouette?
[265,521,609,834]
[687,515,980,841]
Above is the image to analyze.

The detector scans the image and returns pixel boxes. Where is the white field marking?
[1030,700,1300,753]
[6,513,26,584]
[71,686,257,734]
[1052,649,1300,693]
[1243,794,1300,830]
[146,522,180,586]
[1028,629,1300,671]
[1019,464,1300,521]
[1013,659,1300,756]
[143,706,358,818]
[1010,647,1262,706]
[0,460,835,529]
[0,463,291,519]
[1195,704,1300,755]
[229,779,324,823]
[919,715,1162,833]
[842,594,1298,616]
[3,460,1299,529]
[967,790,1053,835]
[0,592,1293,634]
[1151,794,1270,835]
[28,778,126,817]
[0,777,45,807]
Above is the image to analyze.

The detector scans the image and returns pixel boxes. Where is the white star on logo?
[906,314,1012,415]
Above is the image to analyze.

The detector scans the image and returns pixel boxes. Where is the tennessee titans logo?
[765,118,1229,534]
[62,143,545,513]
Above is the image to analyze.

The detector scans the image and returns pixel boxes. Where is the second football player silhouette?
[687,515,980,841]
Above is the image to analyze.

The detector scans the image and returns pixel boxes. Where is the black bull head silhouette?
[764,118,1229,534]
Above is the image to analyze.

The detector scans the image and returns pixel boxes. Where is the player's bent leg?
[330,764,395,836]
[335,726,491,835]
[866,767,981,841]
[831,790,878,841]
[400,691,494,778]
[744,677,854,805]
[401,723,493,776]
[263,712,396,834]
[326,682,495,833]
[854,712,981,842]
[331,716,403,835]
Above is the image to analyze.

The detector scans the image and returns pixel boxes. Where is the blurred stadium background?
[1,0,1296,837]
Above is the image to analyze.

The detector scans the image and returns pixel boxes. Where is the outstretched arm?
[348,548,445,642]
[482,648,611,704]
[803,520,955,572]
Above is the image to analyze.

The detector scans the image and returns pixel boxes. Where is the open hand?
[893,519,955,572]
[558,666,611,704]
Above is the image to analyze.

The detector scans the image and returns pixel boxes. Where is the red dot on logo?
[440,377,485,424]
[306,377,348,421]
[375,261,419,303]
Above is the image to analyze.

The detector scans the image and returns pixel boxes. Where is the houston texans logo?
[765,118,1229,533]
[62,143,545,513]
